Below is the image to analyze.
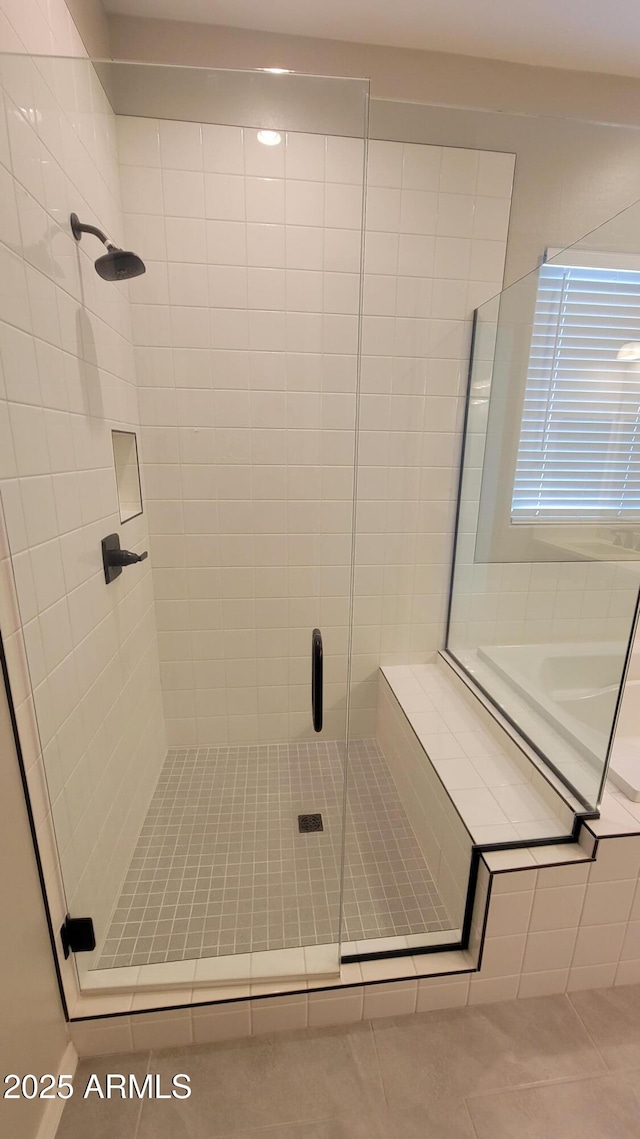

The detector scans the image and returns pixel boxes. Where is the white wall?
[349,140,512,735]
[108,15,640,129]
[120,123,512,745]
[0,651,70,1138]
[106,17,640,294]
[0,34,167,962]
[119,115,365,746]
[0,0,116,1131]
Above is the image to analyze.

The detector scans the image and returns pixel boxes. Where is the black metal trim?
[341,940,463,964]
[476,864,494,972]
[342,828,587,964]
[311,627,323,733]
[444,306,478,648]
[481,854,595,877]
[68,819,608,1022]
[0,634,69,1021]
[601,584,640,805]
[442,649,598,815]
[461,845,481,948]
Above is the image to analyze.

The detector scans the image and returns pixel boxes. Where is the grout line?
[564,990,614,1072]
[131,1051,153,1139]
[367,1013,392,1113]
[461,1096,481,1139]
[97,738,453,970]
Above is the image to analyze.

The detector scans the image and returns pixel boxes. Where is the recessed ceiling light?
[264,68,290,74]
[257,130,282,147]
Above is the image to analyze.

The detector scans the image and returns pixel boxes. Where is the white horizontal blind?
[511,260,640,521]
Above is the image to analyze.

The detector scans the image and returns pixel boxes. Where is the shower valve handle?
[102,533,148,584]
[108,548,148,567]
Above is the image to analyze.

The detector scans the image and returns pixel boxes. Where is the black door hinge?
[60,915,96,958]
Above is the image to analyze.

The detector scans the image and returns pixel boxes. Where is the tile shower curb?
[68,826,640,1057]
[66,839,592,1020]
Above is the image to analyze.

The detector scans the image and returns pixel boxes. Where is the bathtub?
[476,641,638,799]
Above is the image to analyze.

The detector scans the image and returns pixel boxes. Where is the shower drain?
[298,813,324,833]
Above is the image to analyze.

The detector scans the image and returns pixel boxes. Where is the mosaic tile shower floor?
[96,739,452,968]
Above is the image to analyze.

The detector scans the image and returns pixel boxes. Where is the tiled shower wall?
[120,118,365,747]
[0,53,166,950]
[350,142,514,735]
[121,123,514,745]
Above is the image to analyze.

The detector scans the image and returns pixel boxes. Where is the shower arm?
[70,212,117,250]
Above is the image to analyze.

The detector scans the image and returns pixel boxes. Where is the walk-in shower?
[1,52,494,996]
[6,45,623,1011]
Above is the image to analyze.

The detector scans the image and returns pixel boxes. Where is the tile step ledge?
[381,659,583,846]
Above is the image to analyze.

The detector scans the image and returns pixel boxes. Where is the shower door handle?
[312,628,323,733]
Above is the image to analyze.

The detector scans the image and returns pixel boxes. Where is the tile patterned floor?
[57,987,640,1139]
[96,739,451,969]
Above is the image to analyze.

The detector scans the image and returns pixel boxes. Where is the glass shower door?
[0,53,368,989]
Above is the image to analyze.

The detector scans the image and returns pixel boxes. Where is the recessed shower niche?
[112,430,143,523]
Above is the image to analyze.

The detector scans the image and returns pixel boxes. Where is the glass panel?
[447,199,640,810]
[0,52,368,987]
[341,138,512,955]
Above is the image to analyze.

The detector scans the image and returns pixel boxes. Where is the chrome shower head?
[70,212,146,281]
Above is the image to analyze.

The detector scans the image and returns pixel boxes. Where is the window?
[511,256,640,522]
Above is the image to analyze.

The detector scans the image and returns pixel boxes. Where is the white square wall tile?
[205,173,245,221]
[159,119,203,170]
[192,1004,252,1043]
[203,124,244,174]
[307,991,363,1027]
[251,996,308,1034]
[567,963,617,992]
[362,980,417,1019]
[439,147,479,194]
[468,975,519,1005]
[245,129,285,177]
[580,880,635,927]
[528,885,586,932]
[162,169,205,218]
[590,836,640,882]
[416,976,469,1011]
[70,1020,133,1058]
[131,1011,193,1051]
[117,117,160,167]
[325,136,364,184]
[286,180,324,226]
[368,141,403,188]
[517,969,569,999]
[572,923,627,968]
[476,150,515,197]
[522,929,577,974]
[285,132,325,181]
[479,935,526,978]
[246,176,285,224]
[402,144,441,191]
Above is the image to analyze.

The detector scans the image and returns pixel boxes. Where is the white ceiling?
[104,0,640,78]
